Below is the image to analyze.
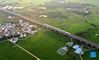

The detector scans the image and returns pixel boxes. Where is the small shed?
[74,48,84,55]
[73,45,80,49]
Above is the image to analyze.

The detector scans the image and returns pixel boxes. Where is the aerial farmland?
[0,0,99,60]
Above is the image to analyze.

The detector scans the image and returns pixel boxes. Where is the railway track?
[0,8,99,50]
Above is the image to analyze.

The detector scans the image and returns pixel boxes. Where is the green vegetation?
[0,15,5,24]
[40,15,91,34]
[80,27,99,44]
[0,29,98,60]
[19,0,52,5]
[83,50,99,60]
[13,30,99,60]
[0,19,4,24]
[0,0,99,60]
[65,0,99,6]
[18,30,70,60]
[0,0,52,6]
[36,0,99,44]
[0,41,36,60]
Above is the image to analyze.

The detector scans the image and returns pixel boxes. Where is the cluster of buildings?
[1,5,24,10]
[44,0,93,16]
[57,42,84,55]
[0,23,16,38]
[0,20,39,43]
[57,41,97,58]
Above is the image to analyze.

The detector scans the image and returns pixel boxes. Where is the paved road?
[0,8,99,50]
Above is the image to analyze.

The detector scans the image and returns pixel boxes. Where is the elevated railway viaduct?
[0,8,99,50]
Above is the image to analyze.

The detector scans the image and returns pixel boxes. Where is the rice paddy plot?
[0,41,36,60]
[17,30,71,60]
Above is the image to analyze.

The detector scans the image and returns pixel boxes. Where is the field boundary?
[8,40,41,60]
